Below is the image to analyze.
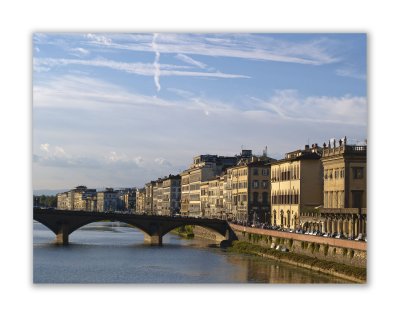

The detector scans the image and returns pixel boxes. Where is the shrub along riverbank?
[171,225,195,239]
[227,241,366,283]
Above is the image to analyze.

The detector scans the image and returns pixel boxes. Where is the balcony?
[322,145,367,158]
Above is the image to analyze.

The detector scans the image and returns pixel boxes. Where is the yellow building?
[56,192,70,210]
[56,186,96,211]
[271,144,323,230]
[200,177,225,219]
[180,154,238,217]
[152,179,164,215]
[317,137,367,238]
[135,188,145,213]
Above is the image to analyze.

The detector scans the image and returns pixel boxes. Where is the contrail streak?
[152,33,161,92]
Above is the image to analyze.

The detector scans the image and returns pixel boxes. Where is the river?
[33,221,347,283]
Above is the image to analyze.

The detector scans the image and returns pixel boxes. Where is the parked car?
[355,234,364,241]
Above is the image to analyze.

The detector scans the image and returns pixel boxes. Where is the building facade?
[144,181,155,214]
[96,188,118,212]
[56,186,96,211]
[271,144,323,230]
[228,156,275,224]
[135,188,145,213]
[116,188,136,212]
[152,179,164,215]
[161,174,181,215]
[180,153,244,217]
[314,138,367,238]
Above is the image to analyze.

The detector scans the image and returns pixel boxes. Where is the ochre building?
[271,144,323,230]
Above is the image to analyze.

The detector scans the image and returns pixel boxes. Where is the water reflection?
[33,221,347,283]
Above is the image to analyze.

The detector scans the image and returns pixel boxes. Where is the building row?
[136,137,367,238]
[55,137,367,239]
[56,186,136,212]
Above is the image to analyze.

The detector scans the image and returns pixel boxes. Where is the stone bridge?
[33,208,237,246]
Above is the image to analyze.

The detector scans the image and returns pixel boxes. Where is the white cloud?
[40,143,50,152]
[154,157,172,166]
[33,75,176,109]
[336,67,366,80]
[254,90,367,125]
[86,33,112,45]
[54,146,66,156]
[69,47,90,57]
[33,57,249,79]
[167,88,195,98]
[33,75,367,189]
[34,75,366,126]
[175,53,207,69]
[134,157,144,165]
[84,33,340,66]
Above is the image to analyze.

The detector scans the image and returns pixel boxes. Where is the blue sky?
[32,33,367,190]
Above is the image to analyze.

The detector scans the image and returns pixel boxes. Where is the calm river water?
[33,221,347,283]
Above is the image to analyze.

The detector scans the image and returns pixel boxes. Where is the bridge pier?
[144,234,163,246]
[55,224,69,245]
[219,227,238,248]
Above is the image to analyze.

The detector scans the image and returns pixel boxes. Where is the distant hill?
[33,189,69,196]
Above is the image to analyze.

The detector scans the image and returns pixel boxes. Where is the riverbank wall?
[230,224,367,268]
[193,224,367,268]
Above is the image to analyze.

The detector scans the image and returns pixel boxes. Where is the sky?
[32,33,367,190]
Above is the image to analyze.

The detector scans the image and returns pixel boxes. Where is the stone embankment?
[229,224,367,268]
[191,223,367,283]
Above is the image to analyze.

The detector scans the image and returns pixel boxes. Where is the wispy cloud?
[86,33,112,45]
[154,157,172,166]
[176,53,207,69]
[252,90,367,125]
[84,33,340,65]
[336,67,366,80]
[69,47,90,57]
[33,57,249,79]
[35,144,145,170]
[33,75,366,188]
[34,75,366,126]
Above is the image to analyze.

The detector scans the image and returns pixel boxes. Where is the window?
[262,192,268,205]
[253,192,259,203]
[353,167,364,179]
[253,168,259,175]
[262,180,267,189]
[253,180,259,188]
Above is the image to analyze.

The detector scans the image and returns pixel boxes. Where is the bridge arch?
[158,222,228,242]
[33,209,236,246]
[67,218,153,237]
